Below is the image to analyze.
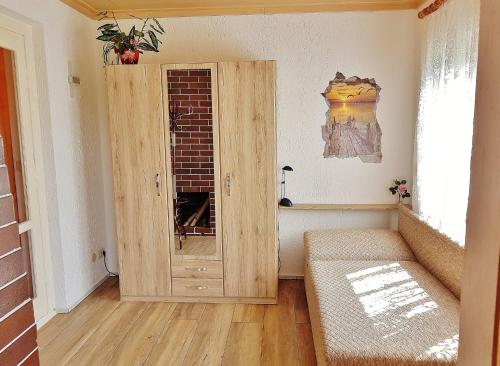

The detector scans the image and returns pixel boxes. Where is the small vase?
[120,49,140,65]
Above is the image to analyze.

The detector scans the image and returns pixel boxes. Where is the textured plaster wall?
[99,11,420,275]
[0,0,109,315]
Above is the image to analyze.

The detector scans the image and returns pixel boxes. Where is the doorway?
[0,17,54,326]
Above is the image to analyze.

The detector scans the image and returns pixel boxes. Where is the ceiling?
[61,0,427,19]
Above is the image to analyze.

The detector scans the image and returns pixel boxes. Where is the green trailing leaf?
[148,30,159,50]
[134,30,144,37]
[102,29,119,36]
[136,42,158,52]
[103,43,115,65]
[129,25,136,39]
[97,23,116,31]
[152,18,165,33]
[150,24,164,35]
[97,34,116,42]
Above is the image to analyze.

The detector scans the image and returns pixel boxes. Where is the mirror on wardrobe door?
[166,65,221,259]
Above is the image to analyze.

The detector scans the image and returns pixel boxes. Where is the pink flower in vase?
[398,184,408,194]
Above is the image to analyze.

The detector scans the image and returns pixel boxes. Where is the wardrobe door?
[106,65,171,297]
[218,61,278,299]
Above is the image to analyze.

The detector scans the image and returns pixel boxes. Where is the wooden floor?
[175,235,217,256]
[38,277,316,366]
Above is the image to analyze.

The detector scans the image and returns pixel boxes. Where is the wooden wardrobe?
[106,61,278,304]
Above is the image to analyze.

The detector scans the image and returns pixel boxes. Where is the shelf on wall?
[279,203,410,211]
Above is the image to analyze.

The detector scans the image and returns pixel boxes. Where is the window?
[414,0,480,245]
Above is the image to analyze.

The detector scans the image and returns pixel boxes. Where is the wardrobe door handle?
[185,266,208,272]
[186,285,209,291]
[225,173,231,196]
[155,173,161,196]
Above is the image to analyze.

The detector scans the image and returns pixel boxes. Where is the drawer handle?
[186,285,209,290]
[185,267,208,272]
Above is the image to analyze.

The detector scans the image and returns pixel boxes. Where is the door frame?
[0,12,55,326]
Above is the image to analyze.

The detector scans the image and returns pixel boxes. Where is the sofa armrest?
[304,229,415,262]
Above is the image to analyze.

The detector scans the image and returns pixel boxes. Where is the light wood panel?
[280,203,407,210]
[161,63,223,262]
[61,0,428,19]
[172,259,223,279]
[106,65,171,297]
[172,278,224,297]
[218,61,278,299]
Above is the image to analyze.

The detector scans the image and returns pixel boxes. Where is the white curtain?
[414,0,480,245]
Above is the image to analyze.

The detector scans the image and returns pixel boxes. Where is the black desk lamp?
[280,165,294,207]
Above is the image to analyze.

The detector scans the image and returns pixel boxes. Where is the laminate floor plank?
[65,301,148,365]
[145,319,198,366]
[37,277,118,348]
[296,322,317,366]
[107,302,176,366]
[183,303,235,366]
[170,302,206,320]
[222,322,263,366]
[295,280,310,324]
[260,280,301,366]
[232,304,266,323]
[38,282,121,366]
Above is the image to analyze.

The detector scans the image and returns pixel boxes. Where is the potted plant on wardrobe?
[96,12,166,65]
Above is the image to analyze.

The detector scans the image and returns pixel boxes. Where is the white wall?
[0,0,109,313]
[99,11,420,275]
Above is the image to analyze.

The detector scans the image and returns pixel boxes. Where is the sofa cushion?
[305,259,459,366]
[398,206,464,299]
[304,229,416,262]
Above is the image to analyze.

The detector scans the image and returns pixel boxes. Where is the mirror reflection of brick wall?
[168,69,215,235]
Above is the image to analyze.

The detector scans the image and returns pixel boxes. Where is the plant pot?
[120,49,140,65]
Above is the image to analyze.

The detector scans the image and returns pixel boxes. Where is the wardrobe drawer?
[172,260,223,279]
[172,278,223,297]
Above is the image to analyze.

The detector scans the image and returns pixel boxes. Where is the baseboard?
[54,275,109,314]
[279,274,304,279]
[36,309,56,329]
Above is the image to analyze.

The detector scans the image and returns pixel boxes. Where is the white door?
[0,17,54,325]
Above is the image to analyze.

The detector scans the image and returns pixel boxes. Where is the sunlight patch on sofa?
[418,335,459,360]
[347,263,438,318]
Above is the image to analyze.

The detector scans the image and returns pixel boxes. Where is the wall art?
[322,72,382,163]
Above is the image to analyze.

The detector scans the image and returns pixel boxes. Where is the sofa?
[304,205,464,366]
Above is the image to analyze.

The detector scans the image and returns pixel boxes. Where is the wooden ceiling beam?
[60,0,428,20]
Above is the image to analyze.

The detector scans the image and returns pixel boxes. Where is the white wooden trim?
[0,298,30,323]
[18,346,38,365]
[18,221,32,234]
[0,323,36,354]
[0,272,27,291]
[0,246,21,260]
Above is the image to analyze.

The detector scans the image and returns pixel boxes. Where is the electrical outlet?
[91,252,97,262]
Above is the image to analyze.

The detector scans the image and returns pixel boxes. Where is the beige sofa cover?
[304,206,464,366]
